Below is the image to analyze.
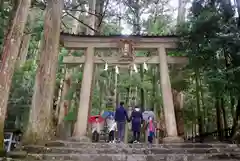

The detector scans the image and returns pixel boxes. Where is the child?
[91,117,101,142]
[147,116,155,146]
[106,114,117,143]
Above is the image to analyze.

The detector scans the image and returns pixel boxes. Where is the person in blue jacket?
[115,101,129,142]
[130,106,143,143]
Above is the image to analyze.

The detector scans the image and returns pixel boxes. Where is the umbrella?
[142,111,155,121]
[101,111,114,119]
[88,115,104,123]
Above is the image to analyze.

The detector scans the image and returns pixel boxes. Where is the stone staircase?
[6,140,240,161]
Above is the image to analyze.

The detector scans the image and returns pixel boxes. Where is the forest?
[0,0,240,152]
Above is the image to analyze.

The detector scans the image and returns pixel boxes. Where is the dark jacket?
[130,110,143,132]
[115,106,128,122]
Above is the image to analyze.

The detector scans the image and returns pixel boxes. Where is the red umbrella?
[88,115,104,123]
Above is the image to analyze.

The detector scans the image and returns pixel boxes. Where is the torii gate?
[60,33,187,142]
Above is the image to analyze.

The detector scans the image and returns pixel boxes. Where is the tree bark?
[16,10,36,68]
[140,66,145,111]
[194,67,203,140]
[177,0,188,25]
[16,34,31,68]
[23,0,62,144]
[172,89,185,137]
[124,69,133,143]
[86,0,96,35]
[0,0,30,151]
[216,97,223,141]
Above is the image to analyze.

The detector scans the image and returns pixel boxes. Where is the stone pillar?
[73,47,94,139]
[158,47,183,143]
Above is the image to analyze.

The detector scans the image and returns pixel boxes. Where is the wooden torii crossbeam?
[59,32,185,143]
[60,33,188,65]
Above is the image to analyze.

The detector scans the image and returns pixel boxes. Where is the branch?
[97,0,110,28]
[61,20,70,30]
[65,11,98,33]
[153,0,160,23]
[69,9,101,18]
[123,0,136,14]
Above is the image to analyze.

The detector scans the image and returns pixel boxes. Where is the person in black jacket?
[115,102,129,142]
[130,106,143,143]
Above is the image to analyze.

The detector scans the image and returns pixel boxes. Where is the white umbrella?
[142,111,155,121]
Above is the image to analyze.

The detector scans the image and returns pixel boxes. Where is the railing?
[4,129,22,152]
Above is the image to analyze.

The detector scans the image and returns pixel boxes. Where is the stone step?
[22,145,240,155]
[26,153,240,161]
[3,159,240,161]
[46,141,238,149]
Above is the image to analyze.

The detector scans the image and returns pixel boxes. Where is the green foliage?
[6,60,37,129]
[0,2,12,53]
[178,0,240,133]
[101,22,122,35]
[143,16,174,35]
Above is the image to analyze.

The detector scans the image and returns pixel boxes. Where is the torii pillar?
[158,46,183,143]
[73,47,94,138]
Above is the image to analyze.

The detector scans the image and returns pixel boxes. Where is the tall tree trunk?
[140,66,145,111]
[172,89,184,137]
[23,0,62,144]
[177,0,188,26]
[216,97,223,141]
[231,97,240,136]
[16,34,31,67]
[194,67,203,141]
[16,11,35,68]
[55,68,65,120]
[220,98,227,129]
[95,0,105,33]
[151,66,156,109]
[0,0,4,11]
[86,0,96,35]
[124,68,132,143]
[0,0,30,150]
[113,70,118,107]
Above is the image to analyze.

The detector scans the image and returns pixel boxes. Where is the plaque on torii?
[118,39,135,63]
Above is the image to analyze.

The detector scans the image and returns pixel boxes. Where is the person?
[106,113,117,143]
[146,116,156,146]
[91,117,101,142]
[130,106,143,143]
[142,107,155,140]
[115,101,129,143]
